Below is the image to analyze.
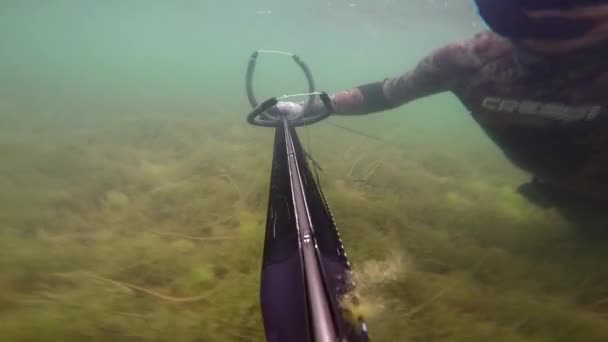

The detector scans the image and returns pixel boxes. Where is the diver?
[275,0,608,230]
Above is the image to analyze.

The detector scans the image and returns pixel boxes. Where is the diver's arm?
[318,42,478,116]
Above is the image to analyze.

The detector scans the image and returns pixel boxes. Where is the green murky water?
[1,1,607,341]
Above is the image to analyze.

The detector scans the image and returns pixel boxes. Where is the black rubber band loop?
[245,51,331,127]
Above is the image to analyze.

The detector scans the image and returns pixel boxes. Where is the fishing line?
[323,120,406,150]
[278,92,325,100]
[256,50,295,57]
[303,117,404,180]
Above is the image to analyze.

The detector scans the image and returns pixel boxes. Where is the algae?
[1,113,608,342]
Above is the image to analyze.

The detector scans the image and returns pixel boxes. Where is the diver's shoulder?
[431,31,513,70]
[465,31,515,59]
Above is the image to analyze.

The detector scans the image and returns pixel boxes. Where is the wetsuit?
[323,31,608,215]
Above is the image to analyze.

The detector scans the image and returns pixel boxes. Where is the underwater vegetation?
[1,112,608,342]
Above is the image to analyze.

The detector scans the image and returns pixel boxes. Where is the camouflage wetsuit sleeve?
[324,31,608,203]
[328,39,480,115]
